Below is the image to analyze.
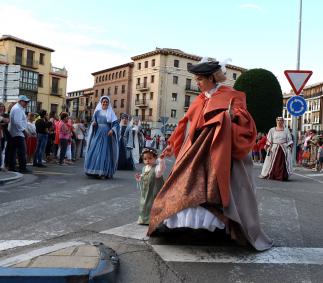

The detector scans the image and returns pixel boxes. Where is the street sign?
[287,96,307,117]
[284,70,312,95]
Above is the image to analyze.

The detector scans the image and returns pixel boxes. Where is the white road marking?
[293,172,323,184]
[151,245,323,265]
[305,173,323,177]
[101,221,149,240]
[0,193,138,240]
[0,241,83,267]
[0,183,122,218]
[0,240,40,252]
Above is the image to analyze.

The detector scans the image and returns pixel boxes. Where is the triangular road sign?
[284,70,312,95]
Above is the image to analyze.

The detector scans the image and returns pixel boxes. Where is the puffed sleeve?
[167,115,188,158]
[231,107,257,160]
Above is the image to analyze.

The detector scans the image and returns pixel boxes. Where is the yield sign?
[284,70,313,95]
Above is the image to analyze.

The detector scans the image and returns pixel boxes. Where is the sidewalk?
[0,241,119,282]
[0,171,23,186]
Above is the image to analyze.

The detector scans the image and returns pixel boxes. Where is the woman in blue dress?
[84,96,120,178]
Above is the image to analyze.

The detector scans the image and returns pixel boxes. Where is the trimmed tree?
[234,68,283,133]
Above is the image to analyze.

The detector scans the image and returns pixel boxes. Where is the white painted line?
[294,172,323,184]
[101,221,149,240]
[305,173,323,177]
[0,241,83,267]
[0,240,40,252]
[151,245,323,265]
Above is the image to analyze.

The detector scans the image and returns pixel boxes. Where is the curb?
[0,172,23,186]
[0,242,119,283]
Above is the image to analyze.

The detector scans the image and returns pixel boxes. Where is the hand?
[161,145,173,158]
[107,130,113,136]
[135,173,141,182]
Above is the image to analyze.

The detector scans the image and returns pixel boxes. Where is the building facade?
[131,48,246,135]
[0,35,67,114]
[283,82,323,133]
[66,88,94,121]
[91,63,133,118]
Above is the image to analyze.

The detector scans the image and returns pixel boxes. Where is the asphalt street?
[0,159,323,282]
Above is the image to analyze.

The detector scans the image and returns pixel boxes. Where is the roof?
[91,62,134,76]
[0,35,55,52]
[131,48,201,61]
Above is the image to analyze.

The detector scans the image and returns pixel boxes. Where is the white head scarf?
[94,96,118,123]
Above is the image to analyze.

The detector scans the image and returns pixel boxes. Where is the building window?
[137,78,140,85]
[95,90,98,97]
[187,62,192,69]
[39,53,45,65]
[96,77,98,83]
[80,98,84,106]
[185,95,191,107]
[138,63,141,70]
[113,100,117,108]
[149,108,153,116]
[51,77,60,95]
[119,71,122,77]
[135,109,139,116]
[233,73,237,80]
[150,92,153,100]
[108,87,111,95]
[114,86,118,94]
[186,78,191,89]
[152,59,155,67]
[112,73,114,80]
[15,47,23,65]
[108,74,111,80]
[151,75,154,83]
[171,109,177,118]
[172,93,177,101]
[121,85,126,93]
[121,99,125,108]
[145,61,148,68]
[173,76,178,84]
[115,72,118,79]
[38,74,43,87]
[101,88,104,96]
[37,102,42,112]
[50,103,58,114]
[26,50,35,67]
[143,77,147,87]
[136,93,140,100]
[174,60,179,67]
[123,70,126,77]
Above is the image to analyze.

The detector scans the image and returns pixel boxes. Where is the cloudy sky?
[1,0,322,93]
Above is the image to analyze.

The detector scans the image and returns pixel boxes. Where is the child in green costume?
[135,148,165,224]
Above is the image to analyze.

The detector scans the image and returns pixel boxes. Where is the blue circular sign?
[287,96,307,117]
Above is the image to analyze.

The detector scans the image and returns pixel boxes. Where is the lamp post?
[291,0,302,165]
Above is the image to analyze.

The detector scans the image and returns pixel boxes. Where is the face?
[195,75,215,92]
[121,117,129,124]
[101,98,109,109]
[276,118,284,127]
[142,153,157,166]
[20,100,29,108]
[133,119,139,125]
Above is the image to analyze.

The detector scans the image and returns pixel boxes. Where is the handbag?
[302,151,310,159]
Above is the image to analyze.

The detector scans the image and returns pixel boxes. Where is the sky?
[0,0,322,93]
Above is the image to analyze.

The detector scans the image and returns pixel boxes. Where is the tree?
[234,68,283,133]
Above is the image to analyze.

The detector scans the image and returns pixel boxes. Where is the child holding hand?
[135,148,165,225]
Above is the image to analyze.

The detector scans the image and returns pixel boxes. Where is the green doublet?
[138,165,164,224]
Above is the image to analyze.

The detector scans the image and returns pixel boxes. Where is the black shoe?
[32,163,38,167]
[19,168,33,174]
[37,164,47,168]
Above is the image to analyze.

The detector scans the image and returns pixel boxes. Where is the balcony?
[136,83,149,91]
[135,99,148,108]
[51,65,68,77]
[13,56,39,69]
[185,85,200,94]
[51,87,63,96]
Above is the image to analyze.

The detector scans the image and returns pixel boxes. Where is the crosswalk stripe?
[101,221,148,240]
[0,240,40,252]
[151,245,323,265]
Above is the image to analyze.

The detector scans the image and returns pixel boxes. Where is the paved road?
[1,159,323,282]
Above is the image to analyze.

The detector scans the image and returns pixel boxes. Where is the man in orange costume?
[148,58,272,251]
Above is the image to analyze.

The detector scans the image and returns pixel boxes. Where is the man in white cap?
[8,95,32,173]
